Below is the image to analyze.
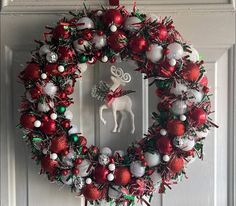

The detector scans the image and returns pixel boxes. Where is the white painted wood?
[0,5,235,206]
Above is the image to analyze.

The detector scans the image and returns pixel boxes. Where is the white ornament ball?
[108,186,122,199]
[86,178,92,185]
[163,154,170,162]
[50,153,58,160]
[185,46,200,62]
[77,63,88,73]
[49,113,57,120]
[130,161,146,177]
[46,52,58,63]
[144,152,161,167]
[170,83,187,96]
[58,65,65,73]
[98,154,110,165]
[73,40,90,53]
[43,82,58,97]
[180,114,187,122]
[171,100,188,115]
[37,101,54,113]
[169,58,177,66]
[108,163,116,171]
[146,44,163,63]
[39,45,51,56]
[92,34,107,49]
[167,43,184,60]
[41,73,47,80]
[107,173,114,181]
[68,124,79,135]
[160,129,167,136]
[110,25,117,32]
[124,16,142,32]
[64,110,73,120]
[101,56,108,62]
[61,175,73,185]
[34,120,41,128]
[77,17,94,30]
[188,89,203,104]
[101,147,112,156]
[77,159,92,177]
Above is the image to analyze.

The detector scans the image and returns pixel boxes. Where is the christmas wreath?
[18,4,218,206]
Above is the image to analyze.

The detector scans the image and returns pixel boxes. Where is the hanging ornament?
[53,24,70,39]
[181,62,200,82]
[20,113,36,129]
[167,43,184,60]
[82,184,101,201]
[77,17,95,30]
[77,159,92,177]
[107,30,127,52]
[43,82,58,97]
[144,152,161,167]
[93,165,109,184]
[156,136,173,154]
[73,39,90,53]
[128,36,147,53]
[187,89,203,104]
[170,82,188,96]
[98,154,110,165]
[46,52,58,63]
[190,108,207,126]
[124,16,142,32]
[92,34,107,49]
[22,63,41,80]
[146,44,163,63]
[130,161,145,177]
[167,119,185,136]
[40,119,57,135]
[168,157,185,173]
[41,155,58,174]
[103,9,123,26]
[114,167,131,186]
[50,134,68,153]
[171,100,188,115]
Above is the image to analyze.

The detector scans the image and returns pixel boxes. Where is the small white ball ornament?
[163,155,170,162]
[167,43,184,60]
[76,17,94,30]
[101,147,112,156]
[41,73,47,80]
[169,58,177,66]
[130,161,146,177]
[160,129,167,136]
[34,120,41,128]
[180,114,187,121]
[43,82,58,97]
[146,44,163,63]
[58,65,65,73]
[107,173,114,181]
[110,25,117,32]
[64,110,73,120]
[170,83,187,96]
[92,34,107,49]
[50,153,58,160]
[96,10,103,16]
[50,113,57,120]
[171,100,188,115]
[86,178,92,185]
[108,163,116,171]
[144,152,161,167]
[101,56,108,62]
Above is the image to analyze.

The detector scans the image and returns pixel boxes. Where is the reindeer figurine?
[91,66,135,134]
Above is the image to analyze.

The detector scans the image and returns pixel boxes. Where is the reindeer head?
[110,65,131,86]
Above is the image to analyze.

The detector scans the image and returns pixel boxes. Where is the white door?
[0,1,235,206]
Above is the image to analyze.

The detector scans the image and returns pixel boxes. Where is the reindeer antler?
[110,65,131,83]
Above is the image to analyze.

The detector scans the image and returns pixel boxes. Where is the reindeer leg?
[112,109,118,133]
[99,104,108,125]
[129,109,135,134]
[117,111,127,132]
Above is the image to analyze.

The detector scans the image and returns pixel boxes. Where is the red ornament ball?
[53,25,70,39]
[50,134,68,154]
[107,30,127,52]
[190,108,207,126]
[169,157,185,173]
[61,119,70,128]
[199,75,208,87]
[182,62,200,82]
[20,113,36,129]
[41,155,58,174]
[103,9,123,26]
[93,165,109,184]
[44,63,60,76]
[128,36,147,54]
[23,63,41,80]
[114,167,131,186]
[40,119,57,135]
[82,184,101,201]
[167,119,185,136]
[82,29,93,41]
[158,25,168,41]
[156,136,173,154]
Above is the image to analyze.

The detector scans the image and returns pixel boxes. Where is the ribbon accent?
[105,87,122,107]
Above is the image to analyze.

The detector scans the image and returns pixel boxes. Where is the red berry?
[72,168,80,175]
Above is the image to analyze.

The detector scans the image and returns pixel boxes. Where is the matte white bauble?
[130,161,146,177]
[185,46,200,62]
[195,129,209,138]
[176,138,195,151]
[146,44,163,63]
[170,83,187,96]
[144,152,161,167]
[41,73,47,80]
[108,163,116,171]
[77,159,92,177]
[77,63,88,73]
[86,178,92,184]
[73,40,90,52]
[98,154,110,165]
[34,120,41,128]
[101,147,112,156]
[37,101,54,113]
[171,100,188,115]
[68,124,79,135]
[160,129,167,136]
[179,114,187,121]
[43,82,58,97]
[61,175,73,185]
[188,89,203,104]
[92,34,107,49]
[110,25,117,32]
[167,43,184,60]
[107,173,114,181]
[76,17,94,30]
[101,56,108,62]
[108,186,122,199]
[58,65,65,73]
[124,16,142,32]
[163,154,170,162]
[39,45,51,56]
[50,113,57,120]
[64,110,73,120]
[50,153,58,160]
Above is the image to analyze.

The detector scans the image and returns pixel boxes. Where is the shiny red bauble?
[199,75,208,87]
[168,157,184,173]
[82,29,93,41]
[103,9,123,26]
[82,184,102,201]
[61,119,70,128]
[50,134,68,154]
[44,63,60,76]
[107,30,127,52]
[40,119,57,135]
[23,63,41,80]
[182,62,200,82]
[158,25,168,41]
[167,119,185,136]
[190,108,207,126]
[114,167,131,186]
[41,155,58,174]
[58,46,75,61]
[128,36,147,54]
[53,25,70,39]
[156,136,173,154]
[93,165,109,184]
[20,113,36,129]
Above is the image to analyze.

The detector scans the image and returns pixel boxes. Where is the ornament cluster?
[18,5,217,206]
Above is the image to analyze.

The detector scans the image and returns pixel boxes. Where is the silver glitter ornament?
[46,52,58,63]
